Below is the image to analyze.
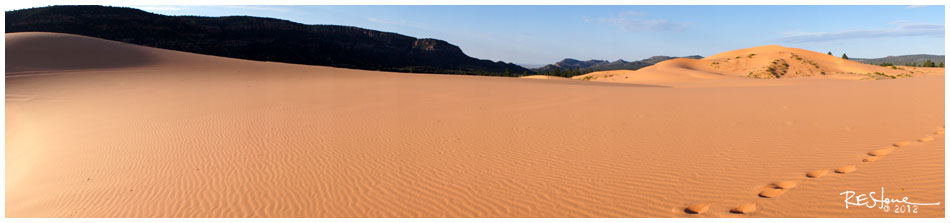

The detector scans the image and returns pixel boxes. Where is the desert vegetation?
[747,59,789,79]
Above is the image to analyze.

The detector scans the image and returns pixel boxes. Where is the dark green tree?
[922,60,936,67]
[827,51,833,56]
[940,62,945,68]
[841,53,848,59]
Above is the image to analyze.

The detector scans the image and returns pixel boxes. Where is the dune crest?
[518,75,570,80]
[573,45,944,87]
[6,33,944,218]
[6,32,157,73]
[5,32,232,75]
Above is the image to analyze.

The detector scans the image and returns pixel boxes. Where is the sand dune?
[6,32,945,218]
[7,33,158,73]
[574,45,945,87]
[518,75,570,80]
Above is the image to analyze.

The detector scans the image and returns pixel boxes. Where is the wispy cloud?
[582,16,593,23]
[220,5,292,13]
[366,17,426,29]
[906,5,930,9]
[591,11,690,32]
[778,22,944,43]
[137,6,186,11]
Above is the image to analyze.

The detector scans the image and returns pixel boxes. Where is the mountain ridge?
[850,54,944,67]
[534,55,704,77]
[5,5,532,76]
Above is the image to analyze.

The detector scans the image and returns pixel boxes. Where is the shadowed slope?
[6,32,157,73]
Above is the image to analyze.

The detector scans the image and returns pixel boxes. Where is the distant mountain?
[535,55,703,77]
[5,5,531,76]
[540,58,610,71]
[851,54,944,66]
[515,63,547,69]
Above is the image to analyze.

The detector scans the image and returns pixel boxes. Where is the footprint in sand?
[757,180,798,198]
[730,126,939,214]
[759,188,786,198]
[868,147,894,156]
[863,156,883,162]
[806,169,829,178]
[772,180,799,189]
[893,141,911,147]
[834,165,857,174]
[730,203,757,214]
[685,203,711,214]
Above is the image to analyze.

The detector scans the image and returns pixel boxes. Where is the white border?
[2,1,948,223]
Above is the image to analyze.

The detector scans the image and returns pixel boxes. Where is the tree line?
[830,51,944,68]
[876,60,944,68]
[535,67,597,77]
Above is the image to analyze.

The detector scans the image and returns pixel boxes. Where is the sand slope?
[518,75,571,80]
[574,45,944,87]
[6,32,945,217]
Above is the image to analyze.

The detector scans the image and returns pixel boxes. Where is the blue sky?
[76,5,950,65]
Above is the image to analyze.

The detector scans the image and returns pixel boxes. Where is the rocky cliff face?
[6,5,531,76]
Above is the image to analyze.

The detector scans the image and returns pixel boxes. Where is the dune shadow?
[6,32,158,74]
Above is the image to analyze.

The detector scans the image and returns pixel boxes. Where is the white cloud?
[366,17,426,29]
[592,11,689,32]
[582,16,593,23]
[137,6,186,11]
[779,22,944,43]
[220,5,291,12]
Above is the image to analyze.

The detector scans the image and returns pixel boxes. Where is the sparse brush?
[871,72,896,79]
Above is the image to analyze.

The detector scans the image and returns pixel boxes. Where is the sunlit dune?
[518,75,570,80]
[6,32,945,218]
[574,45,945,87]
